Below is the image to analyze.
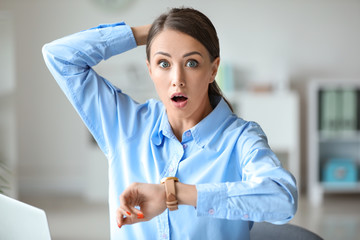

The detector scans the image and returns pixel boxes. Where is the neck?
[167,100,213,142]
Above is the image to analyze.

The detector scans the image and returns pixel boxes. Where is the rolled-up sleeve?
[196,122,298,224]
[42,23,138,155]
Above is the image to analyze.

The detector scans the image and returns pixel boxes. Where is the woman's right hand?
[116,182,167,228]
[131,24,152,46]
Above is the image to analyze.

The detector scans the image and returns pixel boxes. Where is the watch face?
[91,0,133,11]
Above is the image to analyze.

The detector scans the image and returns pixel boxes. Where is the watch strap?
[161,177,179,211]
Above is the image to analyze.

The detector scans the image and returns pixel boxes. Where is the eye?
[159,60,170,68]
[186,59,198,68]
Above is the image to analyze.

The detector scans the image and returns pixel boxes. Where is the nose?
[171,66,185,87]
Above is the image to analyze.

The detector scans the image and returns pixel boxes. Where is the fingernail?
[137,213,144,219]
[126,211,131,216]
[118,222,121,228]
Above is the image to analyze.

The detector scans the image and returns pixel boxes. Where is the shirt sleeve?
[42,23,138,156]
[195,122,298,224]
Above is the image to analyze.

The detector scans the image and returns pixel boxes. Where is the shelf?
[321,182,360,193]
[319,131,360,142]
[307,79,360,206]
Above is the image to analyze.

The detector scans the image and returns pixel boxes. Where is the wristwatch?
[160,177,179,211]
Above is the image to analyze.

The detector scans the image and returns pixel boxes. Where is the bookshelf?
[228,91,300,192]
[308,79,360,205]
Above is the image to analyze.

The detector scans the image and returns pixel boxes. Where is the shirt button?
[208,208,215,215]
[243,214,249,219]
[186,131,191,137]
[162,233,167,239]
[183,143,187,149]
[168,167,174,172]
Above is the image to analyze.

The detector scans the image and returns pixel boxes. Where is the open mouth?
[171,96,188,102]
[170,93,188,108]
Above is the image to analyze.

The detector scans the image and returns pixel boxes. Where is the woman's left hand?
[116,182,167,228]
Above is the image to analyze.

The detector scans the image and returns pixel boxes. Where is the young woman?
[43,7,297,240]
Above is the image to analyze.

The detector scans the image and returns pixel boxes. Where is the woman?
[43,7,297,240]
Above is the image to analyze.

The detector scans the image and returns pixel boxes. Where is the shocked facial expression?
[147,29,220,122]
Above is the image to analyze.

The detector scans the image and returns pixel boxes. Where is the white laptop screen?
[0,194,51,240]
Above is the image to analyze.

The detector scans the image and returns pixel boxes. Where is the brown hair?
[146,7,234,112]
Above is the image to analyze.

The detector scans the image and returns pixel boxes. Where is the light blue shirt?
[43,22,297,240]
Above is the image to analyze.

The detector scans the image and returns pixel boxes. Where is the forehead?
[150,29,209,58]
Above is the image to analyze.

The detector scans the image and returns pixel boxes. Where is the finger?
[118,206,144,225]
[116,207,131,228]
[120,211,146,226]
[129,207,145,220]
[119,191,135,216]
[116,208,124,228]
[117,208,146,227]
[119,205,133,218]
[121,214,140,226]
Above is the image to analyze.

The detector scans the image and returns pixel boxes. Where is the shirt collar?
[191,97,233,148]
[151,97,233,147]
[151,107,175,146]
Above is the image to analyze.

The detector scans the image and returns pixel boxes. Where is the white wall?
[0,12,15,95]
[0,11,17,198]
[1,0,360,198]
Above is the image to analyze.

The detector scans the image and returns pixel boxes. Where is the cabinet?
[307,80,360,206]
[229,91,300,191]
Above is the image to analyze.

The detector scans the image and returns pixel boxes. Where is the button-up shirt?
[43,22,297,240]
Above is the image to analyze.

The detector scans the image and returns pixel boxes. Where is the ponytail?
[208,81,234,112]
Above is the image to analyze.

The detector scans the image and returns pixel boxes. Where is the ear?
[146,59,152,75]
[210,57,220,83]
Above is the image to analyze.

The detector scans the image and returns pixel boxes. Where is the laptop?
[0,194,51,240]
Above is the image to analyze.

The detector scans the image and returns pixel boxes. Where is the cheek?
[152,70,166,85]
[192,71,212,88]
[151,73,169,98]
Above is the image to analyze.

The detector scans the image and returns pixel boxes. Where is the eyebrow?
[154,51,203,58]
[183,51,203,58]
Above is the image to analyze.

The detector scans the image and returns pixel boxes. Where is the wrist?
[131,24,151,46]
[175,182,197,207]
[161,177,179,211]
[160,178,198,209]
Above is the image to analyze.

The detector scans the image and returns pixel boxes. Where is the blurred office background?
[1,0,360,239]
